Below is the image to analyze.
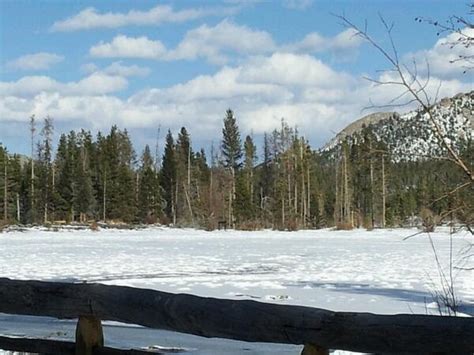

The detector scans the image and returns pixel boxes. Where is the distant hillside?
[322,91,473,160]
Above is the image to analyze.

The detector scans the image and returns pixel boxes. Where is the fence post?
[75,316,103,355]
[301,344,329,355]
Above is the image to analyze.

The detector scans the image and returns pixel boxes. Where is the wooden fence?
[0,278,473,354]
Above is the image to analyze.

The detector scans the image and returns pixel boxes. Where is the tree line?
[0,110,471,230]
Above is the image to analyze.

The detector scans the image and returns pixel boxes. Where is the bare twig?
[335,13,474,183]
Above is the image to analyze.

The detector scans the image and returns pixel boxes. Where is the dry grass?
[90,221,99,232]
[335,222,354,230]
[236,220,264,231]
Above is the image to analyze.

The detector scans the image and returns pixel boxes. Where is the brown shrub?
[362,216,374,231]
[0,219,8,232]
[286,218,299,232]
[335,222,354,230]
[90,221,99,232]
[159,215,171,226]
[145,212,157,225]
[420,207,439,232]
[236,220,264,231]
[204,217,217,231]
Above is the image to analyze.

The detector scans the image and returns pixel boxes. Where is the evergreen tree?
[54,133,74,221]
[0,147,22,223]
[74,131,96,221]
[221,109,242,170]
[234,172,254,223]
[160,130,177,223]
[258,133,274,224]
[221,109,242,227]
[138,145,161,223]
[37,117,54,223]
[176,127,194,224]
[243,135,257,205]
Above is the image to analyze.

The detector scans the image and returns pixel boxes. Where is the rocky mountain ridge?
[322,91,473,160]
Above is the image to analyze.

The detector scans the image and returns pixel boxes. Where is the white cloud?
[90,35,166,59]
[406,27,474,79]
[1,49,471,149]
[7,52,64,71]
[131,65,293,105]
[89,21,275,64]
[282,0,313,10]
[51,5,238,32]
[88,22,361,65]
[80,63,99,74]
[166,20,276,64]
[0,73,128,97]
[286,28,363,54]
[239,53,354,87]
[81,61,150,77]
[102,62,150,77]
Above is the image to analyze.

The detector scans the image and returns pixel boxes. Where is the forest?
[0,108,472,231]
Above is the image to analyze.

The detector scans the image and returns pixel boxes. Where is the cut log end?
[301,343,329,355]
[75,315,104,355]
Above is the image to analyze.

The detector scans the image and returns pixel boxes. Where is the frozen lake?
[0,227,473,354]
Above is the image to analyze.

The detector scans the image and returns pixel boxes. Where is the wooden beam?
[0,278,473,354]
[0,336,162,354]
[301,344,329,355]
[76,316,104,355]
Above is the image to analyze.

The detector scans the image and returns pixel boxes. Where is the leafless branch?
[335,13,474,183]
[431,181,473,204]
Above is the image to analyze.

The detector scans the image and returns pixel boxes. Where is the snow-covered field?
[0,227,473,354]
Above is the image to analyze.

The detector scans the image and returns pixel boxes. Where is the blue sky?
[0,0,472,157]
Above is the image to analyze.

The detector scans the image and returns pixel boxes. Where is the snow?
[322,92,473,162]
[0,227,473,354]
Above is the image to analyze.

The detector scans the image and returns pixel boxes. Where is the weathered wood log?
[76,316,104,355]
[301,344,329,355]
[0,336,162,354]
[0,278,473,354]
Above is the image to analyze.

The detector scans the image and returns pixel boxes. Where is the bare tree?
[416,2,474,73]
[335,11,473,315]
[336,13,473,191]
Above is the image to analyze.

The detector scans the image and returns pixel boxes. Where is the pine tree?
[259,133,274,225]
[160,130,177,223]
[74,131,96,222]
[54,133,74,221]
[221,109,242,227]
[176,127,194,224]
[234,172,254,223]
[193,148,211,224]
[243,135,257,205]
[0,145,8,221]
[0,147,22,223]
[221,109,243,171]
[29,115,36,223]
[138,145,161,223]
[37,117,54,223]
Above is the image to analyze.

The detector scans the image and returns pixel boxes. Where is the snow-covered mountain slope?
[322,91,473,160]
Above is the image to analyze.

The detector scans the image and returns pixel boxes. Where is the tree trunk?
[369,142,375,228]
[103,171,107,222]
[307,167,311,225]
[381,154,386,229]
[16,193,20,222]
[183,183,194,226]
[343,149,351,227]
[173,180,178,225]
[30,119,35,222]
[3,158,7,221]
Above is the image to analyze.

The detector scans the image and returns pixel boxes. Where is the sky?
[0,0,473,158]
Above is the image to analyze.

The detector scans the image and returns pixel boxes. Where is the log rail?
[0,278,473,354]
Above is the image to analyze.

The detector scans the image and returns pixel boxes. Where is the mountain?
[322,91,473,160]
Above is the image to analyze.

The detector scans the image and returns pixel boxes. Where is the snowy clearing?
[0,227,473,354]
